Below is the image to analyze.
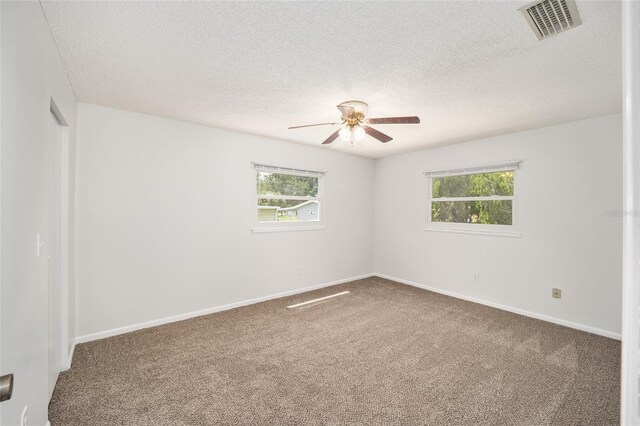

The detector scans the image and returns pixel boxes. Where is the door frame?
[49,98,71,371]
[621,1,640,424]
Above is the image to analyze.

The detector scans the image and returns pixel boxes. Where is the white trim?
[424,160,520,178]
[65,342,76,371]
[253,162,326,177]
[424,227,521,238]
[74,271,620,345]
[622,0,640,423]
[373,273,621,340]
[258,195,319,202]
[74,273,374,344]
[59,125,70,371]
[433,195,514,202]
[49,98,72,374]
[251,225,326,233]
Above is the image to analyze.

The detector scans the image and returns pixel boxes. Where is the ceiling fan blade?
[322,129,341,145]
[367,116,420,125]
[337,104,355,119]
[364,126,393,143]
[288,122,340,129]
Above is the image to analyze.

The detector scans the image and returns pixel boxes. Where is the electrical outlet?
[552,288,562,299]
[473,274,480,283]
[21,405,28,426]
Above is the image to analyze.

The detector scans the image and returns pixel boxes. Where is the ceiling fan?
[288,100,420,146]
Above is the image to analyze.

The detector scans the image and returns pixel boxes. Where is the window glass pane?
[431,200,512,225]
[432,171,514,198]
[258,198,319,222]
[257,172,318,197]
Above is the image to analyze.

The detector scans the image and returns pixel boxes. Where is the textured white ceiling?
[41,1,621,158]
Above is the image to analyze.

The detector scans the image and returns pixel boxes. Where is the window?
[254,163,323,229]
[425,162,519,235]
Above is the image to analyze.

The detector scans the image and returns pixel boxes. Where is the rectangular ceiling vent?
[520,0,582,41]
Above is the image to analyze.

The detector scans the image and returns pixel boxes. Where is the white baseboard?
[73,271,620,347]
[74,273,374,345]
[65,341,76,370]
[374,273,621,340]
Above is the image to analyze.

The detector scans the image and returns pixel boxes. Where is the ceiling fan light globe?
[339,126,351,142]
[353,125,365,141]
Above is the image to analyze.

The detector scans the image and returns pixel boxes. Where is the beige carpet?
[50,277,620,425]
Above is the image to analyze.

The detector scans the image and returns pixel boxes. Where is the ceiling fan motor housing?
[338,100,368,121]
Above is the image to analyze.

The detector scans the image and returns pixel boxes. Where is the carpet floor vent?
[520,0,582,40]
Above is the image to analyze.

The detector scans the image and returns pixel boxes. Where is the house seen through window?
[256,165,321,223]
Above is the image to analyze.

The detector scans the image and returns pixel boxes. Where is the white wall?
[75,103,374,338]
[1,2,77,425]
[374,114,622,337]
[76,107,622,341]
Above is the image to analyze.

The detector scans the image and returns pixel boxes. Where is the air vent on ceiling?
[520,0,582,41]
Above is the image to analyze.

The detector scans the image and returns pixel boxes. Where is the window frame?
[252,163,326,233]
[424,161,521,237]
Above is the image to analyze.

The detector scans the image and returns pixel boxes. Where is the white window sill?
[251,225,327,234]
[424,227,521,238]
